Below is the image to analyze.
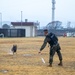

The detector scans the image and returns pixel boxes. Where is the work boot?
[48,63,52,67]
[58,61,63,66]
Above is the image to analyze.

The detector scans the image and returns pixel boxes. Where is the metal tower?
[52,0,55,22]
[52,0,56,28]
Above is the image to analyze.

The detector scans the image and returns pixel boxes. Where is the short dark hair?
[44,29,48,32]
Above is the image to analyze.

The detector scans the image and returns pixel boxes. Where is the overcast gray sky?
[0,0,75,27]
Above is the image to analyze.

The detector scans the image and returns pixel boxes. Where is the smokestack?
[52,0,55,22]
[52,0,56,28]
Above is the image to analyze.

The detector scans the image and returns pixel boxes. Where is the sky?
[0,0,75,27]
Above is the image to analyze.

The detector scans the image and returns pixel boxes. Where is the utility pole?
[52,0,56,28]
[21,11,23,28]
[0,12,2,28]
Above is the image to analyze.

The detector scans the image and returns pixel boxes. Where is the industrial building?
[11,21,39,37]
[0,20,39,37]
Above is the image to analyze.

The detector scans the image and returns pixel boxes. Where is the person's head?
[43,29,48,36]
[13,44,16,46]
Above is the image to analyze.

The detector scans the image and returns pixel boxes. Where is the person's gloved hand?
[38,51,41,54]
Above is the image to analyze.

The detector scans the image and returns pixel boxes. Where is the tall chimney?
[52,0,56,28]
